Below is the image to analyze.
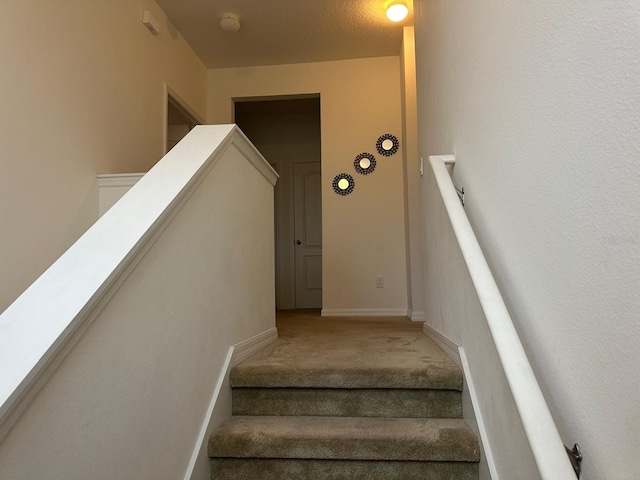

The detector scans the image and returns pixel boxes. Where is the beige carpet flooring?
[231,309,462,390]
[209,310,479,480]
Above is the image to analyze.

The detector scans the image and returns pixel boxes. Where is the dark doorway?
[234,96,322,310]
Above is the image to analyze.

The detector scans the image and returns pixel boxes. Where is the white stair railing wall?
[0,125,278,479]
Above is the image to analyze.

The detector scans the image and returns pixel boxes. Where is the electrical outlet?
[376,276,384,288]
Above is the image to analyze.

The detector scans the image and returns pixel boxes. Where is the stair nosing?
[208,415,480,463]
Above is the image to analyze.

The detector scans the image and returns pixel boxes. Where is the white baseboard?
[183,347,233,480]
[410,310,425,321]
[232,327,278,366]
[421,323,497,479]
[422,322,461,367]
[321,308,408,317]
[183,327,278,480]
[460,348,499,480]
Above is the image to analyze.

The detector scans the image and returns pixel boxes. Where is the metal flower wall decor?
[354,152,377,175]
[332,173,355,196]
[376,133,399,157]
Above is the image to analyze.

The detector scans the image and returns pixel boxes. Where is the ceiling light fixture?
[386,1,409,22]
[220,13,241,33]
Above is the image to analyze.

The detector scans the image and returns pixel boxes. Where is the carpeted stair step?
[230,355,462,390]
[210,416,479,461]
[229,330,464,419]
[232,387,462,418]
[209,416,479,480]
[229,317,464,392]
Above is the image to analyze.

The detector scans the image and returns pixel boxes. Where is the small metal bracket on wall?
[455,186,465,206]
[565,443,582,478]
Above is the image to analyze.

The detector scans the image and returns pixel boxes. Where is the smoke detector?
[220,13,241,33]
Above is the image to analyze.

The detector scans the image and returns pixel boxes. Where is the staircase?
[208,312,480,479]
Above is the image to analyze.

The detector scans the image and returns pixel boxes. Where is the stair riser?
[230,368,462,390]
[232,388,462,418]
[211,458,478,480]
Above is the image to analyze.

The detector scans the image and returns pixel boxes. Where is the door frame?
[232,94,321,309]
[162,83,205,155]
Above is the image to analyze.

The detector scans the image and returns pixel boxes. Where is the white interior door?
[293,162,322,308]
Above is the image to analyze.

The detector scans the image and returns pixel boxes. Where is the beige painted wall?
[0,0,207,313]
[209,57,408,314]
[415,0,640,478]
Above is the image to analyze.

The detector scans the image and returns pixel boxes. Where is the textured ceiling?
[155,0,413,68]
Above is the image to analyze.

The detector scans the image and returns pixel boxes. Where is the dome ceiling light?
[220,13,241,33]
[386,1,409,22]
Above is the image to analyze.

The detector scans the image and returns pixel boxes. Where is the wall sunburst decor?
[354,152,377,175]
[376,133,399,156]
[332,173,355,196]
